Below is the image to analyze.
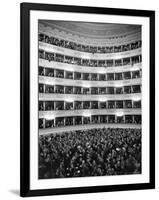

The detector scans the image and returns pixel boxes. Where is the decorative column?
[54,101,56,110]
[82,116,84,125]
[64,70,66,79]
[64,117,66,126]
[54,117,56,127]
[54,69,57,78]
[43,101,45,111]
[123,115,125,124]
[114,87,116,95]
[43,84,45,93]
[98,101,100,109]
[43,118,46,128]
[71,117,74,126]
[43,67,46,76]
[132,115,135,124]
[114,101,116,109]
[115,115,117,123]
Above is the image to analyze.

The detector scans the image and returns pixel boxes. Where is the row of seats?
[39,115,142,129]
[39,33,142,54]
[39,66,141,81]
[39,100,141,111]
[39,84,141,95]
[39,50,142,68]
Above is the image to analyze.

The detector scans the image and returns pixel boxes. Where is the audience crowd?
[39,33,142,54]
[39,128,141,179]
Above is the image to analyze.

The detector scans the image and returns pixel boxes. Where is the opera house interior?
[38,20,142,178]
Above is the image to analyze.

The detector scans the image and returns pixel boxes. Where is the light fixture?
[116,112,124,117]
[45,115,55,120]
[132,96,141,101]
[83,112,91,117]
[65,99,74,103]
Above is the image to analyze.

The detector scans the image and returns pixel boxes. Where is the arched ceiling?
[41,20,141,40]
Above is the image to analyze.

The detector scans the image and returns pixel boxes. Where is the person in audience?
[39,128,141,179]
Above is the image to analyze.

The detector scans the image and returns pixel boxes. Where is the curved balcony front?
[39,59,141,74]
[39,93,141,102]
[39,108,141,119]
[39,41,141,60]
[39,75,141,88]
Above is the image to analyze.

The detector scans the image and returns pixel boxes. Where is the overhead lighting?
[116,112,124,117]
[99,99,107,102]
[132,96,141,101]
[83,112,91,117]
[115,84,123,88]
[65,99,74,103]
[45,115,55,120]
[83,84,90,88]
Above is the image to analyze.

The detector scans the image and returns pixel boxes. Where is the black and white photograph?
[38,20,142,179]
[20,3,155,197]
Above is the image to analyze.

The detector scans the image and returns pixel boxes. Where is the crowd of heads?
[39,128,141,179]
[39,33,142,54]
[39,50,141,68]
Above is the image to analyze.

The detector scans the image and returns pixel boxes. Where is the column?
[64,117,66,126]
[90,115,92,124]
[81,73,83,80]
[98,101,100,109]
[130,71,132,79]
[114,73,115,80]
[123,101,125,109]
[64,101,66,110]
[139,55,141,63]
[54,69,57,77]
[82,116,84,125]
[43,67,46,76]
[115,115,117,123]
[123,115,125,124]
[54,117,56,127]
[64,70,66,79]
[114,87,116,95]
[106,115,108,123]
[132,115,135,124]
[43,101,45,111]
[73,101,75,110]
[43,118,45,128]
[130,57,132,65]
[121,58,123,66]
[43,84,45,93]
[113,59,115,67]
[54,101,56,110]
[105,101,107,109]
[114,101,116,109]
[73,72,75,80]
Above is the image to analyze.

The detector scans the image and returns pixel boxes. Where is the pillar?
[43,101,45,111]
[123,115,125,124]
[132,115,135,124]
[43,118,45,128]
[73,117,75,125]
[115,115,117,123]
[82,116,84,125]
[43,84,45,93]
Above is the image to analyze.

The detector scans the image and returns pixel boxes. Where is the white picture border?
[30,10,150,190]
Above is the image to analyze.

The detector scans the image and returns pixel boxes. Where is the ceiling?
[41,20,141,40]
